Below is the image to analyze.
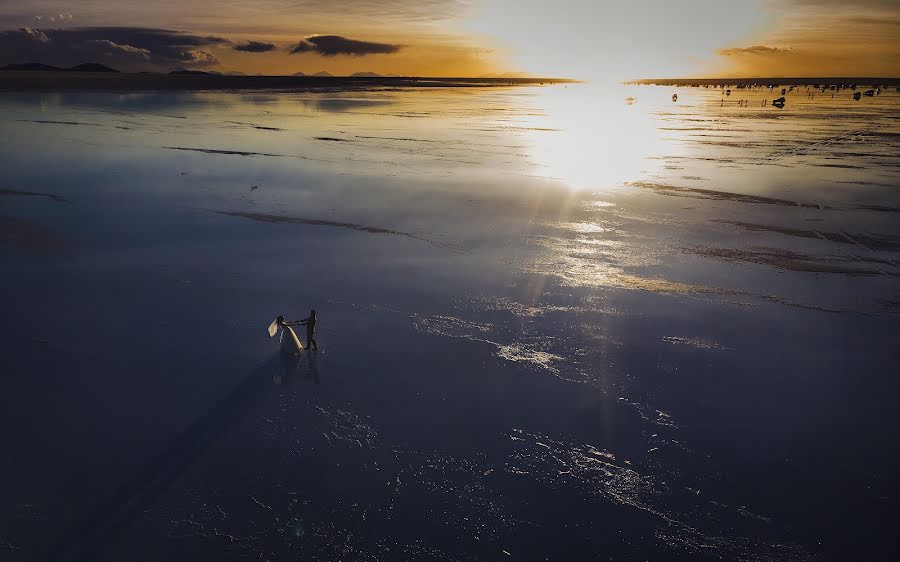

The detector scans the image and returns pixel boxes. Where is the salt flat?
[0,83,898,561]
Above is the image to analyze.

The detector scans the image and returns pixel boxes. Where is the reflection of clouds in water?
[294,97,395,113]
[3,92,398,127]
[26,91,218,113]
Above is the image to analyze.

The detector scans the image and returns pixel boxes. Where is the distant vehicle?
[781,88,787,95]
[863,90,875,97]
[772,97,786,107]
[853,92,862,100]
[672,93,678,102]
[725,89,731,95]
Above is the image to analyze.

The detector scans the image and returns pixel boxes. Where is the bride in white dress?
[268,315,304,354]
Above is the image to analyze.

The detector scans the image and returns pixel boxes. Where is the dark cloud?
[0,27,227,71]
[86,39,151,60]
[289,35,401,56]
[233,40,276,53]
[718,45,793,56]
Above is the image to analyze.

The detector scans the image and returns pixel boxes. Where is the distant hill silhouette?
[292,71,306,76]
[170,69,220,76]
[1,62,119,72]
[350,72,381,77]
[1,62,61,71]
[70,63,119,73]
[313,71,333,77]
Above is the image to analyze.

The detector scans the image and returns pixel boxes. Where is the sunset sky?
[0,0,897,78]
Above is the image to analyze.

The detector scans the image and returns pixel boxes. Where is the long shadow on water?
[37,353,313,562]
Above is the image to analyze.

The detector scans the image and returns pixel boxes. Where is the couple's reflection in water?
[274,349,320,386]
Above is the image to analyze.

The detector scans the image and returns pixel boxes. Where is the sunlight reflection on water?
[519,84,673,189]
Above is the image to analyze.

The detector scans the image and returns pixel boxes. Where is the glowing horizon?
[0,1,897,80]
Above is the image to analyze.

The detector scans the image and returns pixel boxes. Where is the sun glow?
[464,0,771,81]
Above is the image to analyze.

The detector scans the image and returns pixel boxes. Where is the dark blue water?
[1,86,898,561]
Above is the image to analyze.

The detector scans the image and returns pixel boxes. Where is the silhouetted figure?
[299,309,318,350]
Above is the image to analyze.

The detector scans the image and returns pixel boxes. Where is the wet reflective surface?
[1,85,898,561]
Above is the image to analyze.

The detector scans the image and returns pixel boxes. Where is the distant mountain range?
[292,71,398,78]
[0,63,557,82]
[478,72,534,79]
[169,69,222,76]
[289,70,331,77]
[1,62,119,72]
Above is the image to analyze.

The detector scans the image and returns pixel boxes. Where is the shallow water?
[0,84,898,561]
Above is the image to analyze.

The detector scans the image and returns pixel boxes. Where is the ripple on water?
[495,344,563,374]
[505,429,814,562]
[411,313,568,376]
[661,336,730,351]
